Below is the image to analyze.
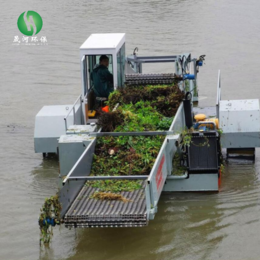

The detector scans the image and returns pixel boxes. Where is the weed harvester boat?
[35,34,260,229]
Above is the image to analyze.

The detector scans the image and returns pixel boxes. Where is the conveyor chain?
[125,73,178,86]
[64,180,148,228]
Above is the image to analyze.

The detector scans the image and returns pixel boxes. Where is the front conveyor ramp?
[64,181,147,228]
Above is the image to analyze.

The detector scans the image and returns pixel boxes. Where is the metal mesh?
[188,133,219,172]
[64,180,148,228]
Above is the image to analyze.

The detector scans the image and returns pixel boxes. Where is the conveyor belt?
[64,180,147,228]
[125,73,177,86]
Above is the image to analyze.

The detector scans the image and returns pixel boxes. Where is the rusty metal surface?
[64,180,148,228]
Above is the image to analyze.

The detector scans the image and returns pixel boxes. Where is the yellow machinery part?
[205,118,219,129]
[194,114,206,121]
[88,110,96,117]
[194,113,219,129]
[199,118,219,129]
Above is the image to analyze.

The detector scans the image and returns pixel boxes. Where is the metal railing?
[216,70,221,118]
[64,94,83,131]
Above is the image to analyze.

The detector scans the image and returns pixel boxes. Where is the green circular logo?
[17,11,43,36]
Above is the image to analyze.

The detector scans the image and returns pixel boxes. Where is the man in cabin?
[91,55,114,99]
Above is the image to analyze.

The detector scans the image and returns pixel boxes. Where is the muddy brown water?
[1,0,260,259]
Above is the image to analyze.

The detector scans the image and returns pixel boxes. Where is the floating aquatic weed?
[38,195,61,245]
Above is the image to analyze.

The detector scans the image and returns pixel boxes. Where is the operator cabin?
[80,33,126,111]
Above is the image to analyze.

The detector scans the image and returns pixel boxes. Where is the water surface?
[1,0,260,259]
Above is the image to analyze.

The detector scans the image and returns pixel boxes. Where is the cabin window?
[86,55,113,91]
[117,43,125,88]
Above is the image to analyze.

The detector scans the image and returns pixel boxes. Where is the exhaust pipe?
[183,92,193,129]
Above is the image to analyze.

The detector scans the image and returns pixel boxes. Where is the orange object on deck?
[101,106,109,113]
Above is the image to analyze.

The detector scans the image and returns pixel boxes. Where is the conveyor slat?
[64,180,148,228]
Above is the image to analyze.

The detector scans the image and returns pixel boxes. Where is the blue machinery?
[35,34,260,228]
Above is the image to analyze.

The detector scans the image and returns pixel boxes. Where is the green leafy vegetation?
[86,179,142,193]
[181,129,210,147]
[172,152,187,175]
[98,101,174,132]
[218,128,223,135]
[91,135,165,176]
[107,84,184,117]
[89,84,184,199]
[157,117,174,130]
[181,130,193,147]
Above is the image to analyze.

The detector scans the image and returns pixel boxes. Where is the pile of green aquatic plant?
[38,195,61,244]
[88,135,164,196]
[108,84,184,117]
[89,84,184,197]
[98,84,184,132]
[91,135,165,176]
[97,100,173,132]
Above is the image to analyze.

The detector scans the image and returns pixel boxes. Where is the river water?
[1,0,260,259]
